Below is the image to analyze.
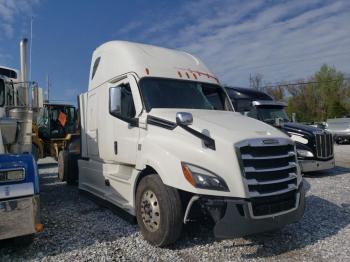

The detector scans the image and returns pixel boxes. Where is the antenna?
[29,16,33,81]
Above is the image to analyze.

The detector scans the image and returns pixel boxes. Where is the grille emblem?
[262,139,279,145]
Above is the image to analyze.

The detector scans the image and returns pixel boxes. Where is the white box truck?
[77,41,305,246]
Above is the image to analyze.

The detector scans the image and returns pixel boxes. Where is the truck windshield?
[0,79,4,106]
[140,78,231,111]
[257,106,290,123]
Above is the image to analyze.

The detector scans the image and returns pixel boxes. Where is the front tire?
[136,175,183,247]
[58,150,68,182]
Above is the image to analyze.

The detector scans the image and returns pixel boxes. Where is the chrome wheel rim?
[140,190,160,232]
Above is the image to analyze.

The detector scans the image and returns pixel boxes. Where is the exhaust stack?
[19,38,29,106]
[7,38,33,154]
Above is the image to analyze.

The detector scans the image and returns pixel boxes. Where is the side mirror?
[32,86,43,110]
[109,87,121,116]
[176,112,193,126]
[292,113,296,122]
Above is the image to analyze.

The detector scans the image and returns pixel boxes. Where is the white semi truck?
[77,41,305,246]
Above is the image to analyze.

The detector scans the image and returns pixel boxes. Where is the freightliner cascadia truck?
[75,41,305,246]
[0,39,43,240]
[226,87,335,173]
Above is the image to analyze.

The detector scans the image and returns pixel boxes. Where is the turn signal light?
[181,163,196,187]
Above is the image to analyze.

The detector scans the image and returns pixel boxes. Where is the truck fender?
[135,144,184,189]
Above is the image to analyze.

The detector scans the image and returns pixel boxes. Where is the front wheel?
[58,150,68,182]
[136,175,183,247]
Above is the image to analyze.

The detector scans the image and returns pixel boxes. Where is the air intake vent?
[236,138,300,217]
[315,132,333,159]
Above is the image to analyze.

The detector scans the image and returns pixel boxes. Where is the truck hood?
[148,109,288,143]
[282,122,322,136]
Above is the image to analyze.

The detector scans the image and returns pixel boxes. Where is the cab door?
[105,74,143,165]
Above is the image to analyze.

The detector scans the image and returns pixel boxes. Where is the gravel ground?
[0,145,349,262]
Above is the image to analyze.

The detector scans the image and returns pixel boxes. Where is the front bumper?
[0,195,40,240]
[299,158,335,173]
[213,183,305,239]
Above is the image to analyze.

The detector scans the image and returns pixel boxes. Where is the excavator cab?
[36,104,77,140]
[32,103,79,165]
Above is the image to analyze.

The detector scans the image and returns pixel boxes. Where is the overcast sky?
[0,0,349,102]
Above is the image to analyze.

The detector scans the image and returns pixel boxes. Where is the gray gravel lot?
[1,145,349,261]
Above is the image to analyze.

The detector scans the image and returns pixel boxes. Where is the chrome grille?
[315,132,333,159]
[236,138,299,217]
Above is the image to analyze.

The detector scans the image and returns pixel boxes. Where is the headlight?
[181,163,229,191]
[297,149,314,158]
[0,169,25,182]
[289,133,308,144]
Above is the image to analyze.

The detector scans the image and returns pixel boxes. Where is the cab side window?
[120,84,136,119]
[110,83,136,121]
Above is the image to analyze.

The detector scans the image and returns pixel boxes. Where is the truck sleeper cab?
[226,87,335,173]
[78,41,305,246]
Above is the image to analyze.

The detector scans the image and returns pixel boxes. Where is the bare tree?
[250,73,264,91]
[265,85,284,101]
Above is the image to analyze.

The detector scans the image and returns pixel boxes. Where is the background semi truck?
[0,39,43,240]
[72,41,305,246]
[226,87,335,173]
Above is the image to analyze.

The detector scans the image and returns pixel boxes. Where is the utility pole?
[46,74,50,102]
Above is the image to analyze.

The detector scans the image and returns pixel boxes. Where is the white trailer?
[77,41,305,246]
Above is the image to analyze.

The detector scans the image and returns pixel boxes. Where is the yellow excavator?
[32,103,80,184]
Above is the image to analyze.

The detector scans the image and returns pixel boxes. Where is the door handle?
[114,141,118,155]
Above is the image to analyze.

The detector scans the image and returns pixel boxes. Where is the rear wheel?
[58,150,68,182]
[66,153,79,185]
[136,175,183,247]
